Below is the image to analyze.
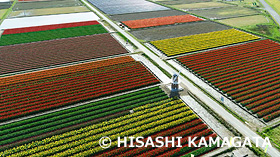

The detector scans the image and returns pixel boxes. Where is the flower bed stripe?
[2,20,100,35]
[0,99,216,157]
[0,56,160,121]
[176,39,280,121]
[0,87,168,148]
[151,29,260,56]
[122,14,203,29]
[0,33,128,75]
[0,24,107,46]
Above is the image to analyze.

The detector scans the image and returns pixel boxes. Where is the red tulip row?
[0,56,133,86]
[176,39,280,121]
[202,52,280,85]
[208,54,280,84]
[263,110,280,122]
[236,83,280,103]
[256,104,280,117]
[3,20,100,35]
[178,39,274,68]
[222,71,280,93]
[0,57,159,121]
[227,71,280,97]
[1,62,141,105]
[251,99,280,113]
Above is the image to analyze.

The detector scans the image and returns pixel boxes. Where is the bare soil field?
[190,6,260,19]
[130,21,230,41]
[218,15,269,27]
[9,6,89,18]
[13,0,84,10]
[0,2,11,9]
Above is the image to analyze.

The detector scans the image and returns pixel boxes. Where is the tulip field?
[0,33,128,75]
[2,20,100,35]
[122,14,203,29]
[0,86,168,149]
[151,29,260,56]
[0,22,107,46]
[0,99,217,157]
[131,21,229,41]
[3,0,275,155]
[0,56,160,121]
[177,39,280,122]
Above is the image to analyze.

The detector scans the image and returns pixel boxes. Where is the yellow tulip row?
[53,109,195,157]
[0,99,194,157]
[32,104,188,157]
[151,29,260,56]
[1,99,176,156]
[75,114,198,157]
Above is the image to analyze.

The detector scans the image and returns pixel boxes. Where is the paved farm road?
[259,0,280,26]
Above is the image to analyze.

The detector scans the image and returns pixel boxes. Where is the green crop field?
[218,15,269,27]
[171,2,231,10]
[264,0,280,16]
[264,125,280,149]
[219,0,260,7]
[0,9,8,20]
[0,24,107,46]
[190,6,259,19]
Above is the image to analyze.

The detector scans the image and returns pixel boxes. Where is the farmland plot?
[151,29,260,56]
[131,21,230,41]
[0,87,167,148]
[0,24,107,46]
[0,99,217,157]
[171,2,231,10]
[122,14,203,29]
[110,10,186,22]
[0,2,11,9]
[0,56,160,121]
[176,39,280,122]
[87,0,169,15]
[218,15,269,27]
[190,6,260,19]
[2,20,100,34]
[9,6,90,18]
[157,0,212,5]
[13,0,85,10]
[0,33,127,75]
